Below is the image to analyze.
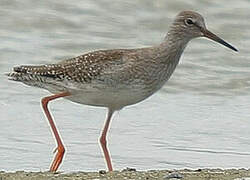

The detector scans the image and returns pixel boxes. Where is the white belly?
[40,75,163,110]
[66,87,151,110]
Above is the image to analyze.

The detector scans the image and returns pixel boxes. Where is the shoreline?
[1,168,250,180]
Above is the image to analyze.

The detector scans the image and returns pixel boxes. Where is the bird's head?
[169,11,238,52]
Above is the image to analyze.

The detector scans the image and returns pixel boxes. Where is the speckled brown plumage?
[7,45,180,100]
[9,50,129,83]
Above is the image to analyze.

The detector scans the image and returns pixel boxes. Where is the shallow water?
[1,0,250,172]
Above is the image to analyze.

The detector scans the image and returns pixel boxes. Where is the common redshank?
[7,11,237,172]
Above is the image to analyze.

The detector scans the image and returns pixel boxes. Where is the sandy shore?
[1,168,250,180]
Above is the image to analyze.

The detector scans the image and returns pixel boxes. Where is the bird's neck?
[155,31,191,64]
[163,30,191,54]
[145,32,191,87]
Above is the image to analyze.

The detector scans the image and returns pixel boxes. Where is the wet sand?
[1,168,250,180]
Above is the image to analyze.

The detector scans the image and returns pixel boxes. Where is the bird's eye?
[185,18,194,26]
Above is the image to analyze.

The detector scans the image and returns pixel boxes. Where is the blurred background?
[0,0,250,172]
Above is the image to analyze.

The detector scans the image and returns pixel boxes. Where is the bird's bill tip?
[202,29,238,52]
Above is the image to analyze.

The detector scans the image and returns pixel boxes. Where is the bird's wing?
[7,49,130,83]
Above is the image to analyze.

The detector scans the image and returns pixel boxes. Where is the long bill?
[201,28,238,52]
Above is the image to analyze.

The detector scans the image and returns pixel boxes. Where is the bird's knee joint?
[41,97,49,107]
[58,145,65,154]
[99,136,107,146]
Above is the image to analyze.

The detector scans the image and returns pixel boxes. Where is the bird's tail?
[6,64,69,92]
[6,65,51,82]
[7,66,32,81]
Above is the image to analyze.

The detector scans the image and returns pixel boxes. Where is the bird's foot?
[49,145,65,172]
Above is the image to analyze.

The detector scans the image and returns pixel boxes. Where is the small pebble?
[122,167,137,172]
[163,172,183,179]
[99,170,106,174]
[195,169,202,172]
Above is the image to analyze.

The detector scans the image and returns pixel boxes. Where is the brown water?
[1,0,250,172]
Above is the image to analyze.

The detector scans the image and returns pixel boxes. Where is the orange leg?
[41,91,71,172]
[99,109,114,171]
